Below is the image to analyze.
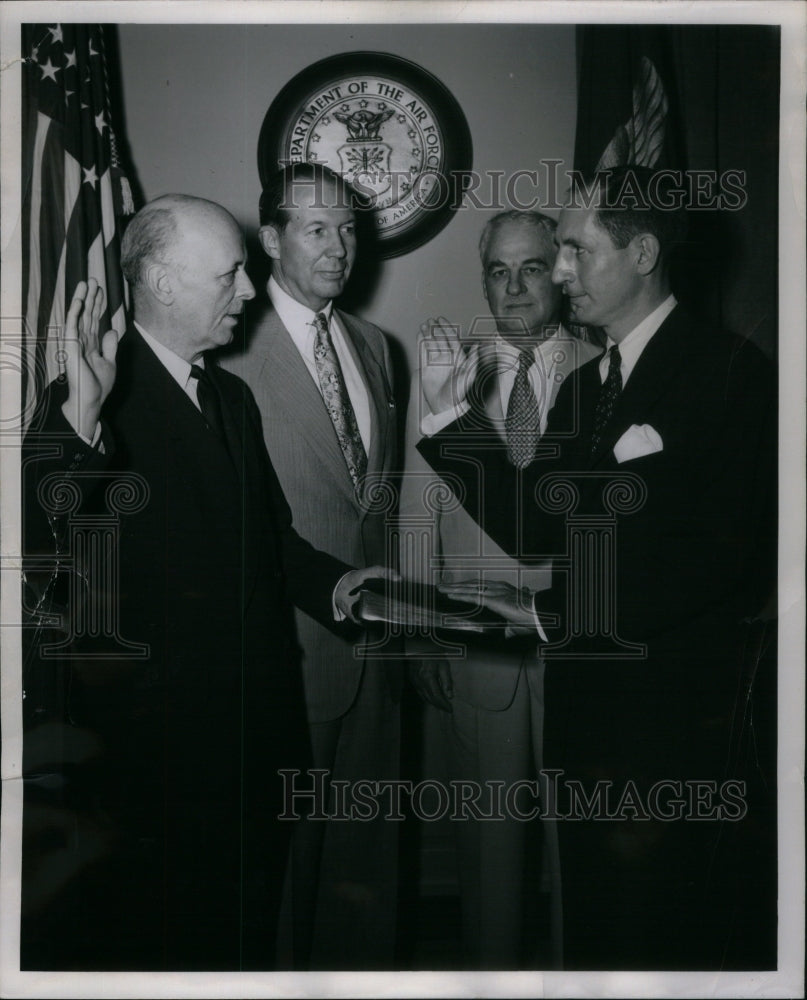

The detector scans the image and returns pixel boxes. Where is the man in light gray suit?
[220,164,399,970]
[401,210,601,968]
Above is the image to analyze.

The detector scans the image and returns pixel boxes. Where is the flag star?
[64,89,75,105]
[39,58,60,83]
[64,49,76,68]
[48,25,63,44]
[95,111,107,134]
[83,165,98,188]
[88,38,99,57]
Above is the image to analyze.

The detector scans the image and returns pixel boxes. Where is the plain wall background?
[115,23,577,378]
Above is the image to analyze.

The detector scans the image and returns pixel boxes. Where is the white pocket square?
[613,423,663,464]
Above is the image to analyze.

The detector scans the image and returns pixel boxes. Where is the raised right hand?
[60,279,119,439]
[419,316,479,416]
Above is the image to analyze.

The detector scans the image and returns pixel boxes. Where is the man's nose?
[506,271,525,295]
[326,232,347,258]
[551,250,572,286]
[237,269,256,300]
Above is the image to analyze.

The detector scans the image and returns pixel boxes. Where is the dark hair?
[572,165,688,258]
[259,163,367,229]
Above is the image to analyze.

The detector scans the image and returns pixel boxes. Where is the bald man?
[21,195,392,971]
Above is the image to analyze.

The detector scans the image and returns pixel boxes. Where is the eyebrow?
[486,256,549,269]
[303,215,356,227]
[218,258,246,275]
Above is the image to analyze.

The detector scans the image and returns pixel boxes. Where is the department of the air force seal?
[258,52,473,258]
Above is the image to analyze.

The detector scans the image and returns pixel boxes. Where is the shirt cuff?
[532,605,549,643]
[503,593,548,642]
[420,398,471,437]
[77,422,104,450]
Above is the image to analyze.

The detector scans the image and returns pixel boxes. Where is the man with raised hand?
[21,194,394,971]
[401,210,599,968]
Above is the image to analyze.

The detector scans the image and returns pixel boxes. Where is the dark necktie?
[505,349,541,469]
[590,345,623,455]
[312,312,368,488]
[190,363,226,441]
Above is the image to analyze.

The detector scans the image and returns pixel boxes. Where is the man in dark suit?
[402,210,600,968]
[417,167,777,969]
[21,194,394,971]
[219,164,400,970]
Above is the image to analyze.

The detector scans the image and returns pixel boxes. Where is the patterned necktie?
[312,312,368,488]
[505,349,541,469]
[190,364,226,440]
[590,345,623,455]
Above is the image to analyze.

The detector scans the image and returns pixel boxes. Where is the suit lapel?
[205,362,246,482]
[336,309,392,487]
[115,329,241,499]
[260,309,359,502]
[589,306,689,468]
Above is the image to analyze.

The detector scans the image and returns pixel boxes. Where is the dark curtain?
[575,25,780,359]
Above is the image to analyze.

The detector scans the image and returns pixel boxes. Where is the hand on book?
[438,579,538,633]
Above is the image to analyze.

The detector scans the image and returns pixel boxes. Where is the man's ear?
[145,263,173,305]
[634,233,661,275]
[259,225,281,260]
[481,270,489,303]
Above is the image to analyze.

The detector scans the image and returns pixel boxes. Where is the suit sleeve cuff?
[332,571,353,621]
[77,422,104,451]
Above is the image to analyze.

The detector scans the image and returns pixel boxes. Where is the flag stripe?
[22,23,134,429]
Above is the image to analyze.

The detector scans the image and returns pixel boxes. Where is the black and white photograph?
[0,2,804,997]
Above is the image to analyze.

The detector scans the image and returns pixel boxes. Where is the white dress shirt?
[599,295,677,386]
[268,276,372,454]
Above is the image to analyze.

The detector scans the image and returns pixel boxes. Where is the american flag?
[21,23,134,427]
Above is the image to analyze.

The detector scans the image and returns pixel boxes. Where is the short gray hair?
[120,194,228,289]
[478,210,557,264]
